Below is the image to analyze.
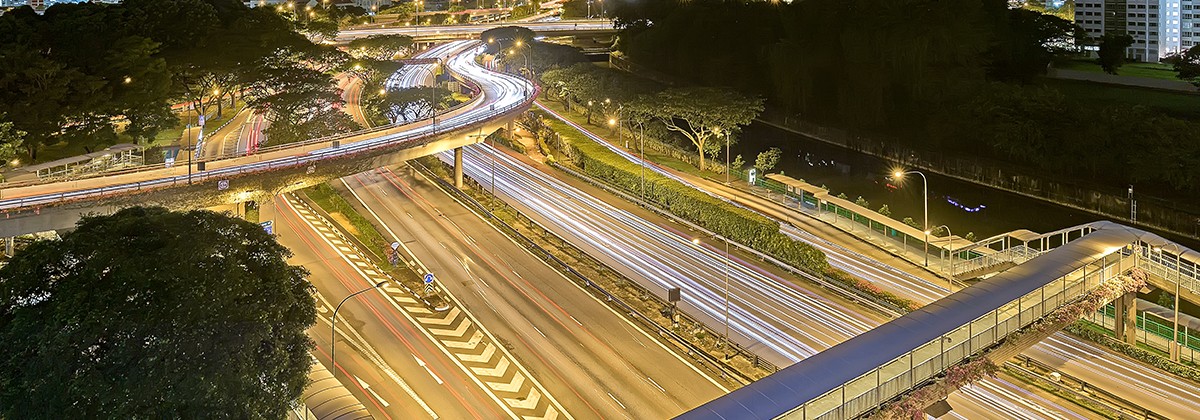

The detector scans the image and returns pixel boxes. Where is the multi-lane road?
[336,166,732,418]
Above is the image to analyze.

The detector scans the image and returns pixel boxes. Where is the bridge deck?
[680,221,1173,420]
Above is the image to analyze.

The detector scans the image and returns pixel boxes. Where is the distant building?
[1075,0,1185,62]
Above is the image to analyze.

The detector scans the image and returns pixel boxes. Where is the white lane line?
[569,316,583,327]
[608,392,627,410]
[533,326,547,338]
[646,377,666,394]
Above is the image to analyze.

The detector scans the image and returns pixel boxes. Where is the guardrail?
[409,159,760,383]
[0,48,539,212]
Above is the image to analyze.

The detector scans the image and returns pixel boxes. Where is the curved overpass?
[0,40,533,216]
[337,20,616,43]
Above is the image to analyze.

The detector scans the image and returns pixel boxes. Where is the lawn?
[1039,77,1200,119]
[1054,57,1180,81]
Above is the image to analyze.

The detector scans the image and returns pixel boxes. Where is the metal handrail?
[0,61,540,212]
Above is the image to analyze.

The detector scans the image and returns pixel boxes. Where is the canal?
[733,121,1200,250]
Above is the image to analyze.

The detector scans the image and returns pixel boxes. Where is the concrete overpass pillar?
[4,237,12,257]
[1113,291,1138,345]
[507,120,514,137]
[454,147,464,189]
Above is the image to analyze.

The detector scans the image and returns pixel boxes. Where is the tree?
[1164,45,1200,88]
[755,147,781,173]
[630,87,763,171]
[0,207,315,418]
[1097,32,1133,74]
[0,118,26,166]
[346,34,414,61]
[877,204,891,217]
[731,154,745,171]
[854,196,870,208]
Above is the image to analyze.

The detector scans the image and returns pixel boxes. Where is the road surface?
[334,166,731,418]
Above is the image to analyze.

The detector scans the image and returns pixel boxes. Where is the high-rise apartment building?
[1075,0,1185,61]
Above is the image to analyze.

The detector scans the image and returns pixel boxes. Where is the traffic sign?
[217,179,229,191]
[260,220,273,235]
[425,284,435,294]
[423,273,435,284]
[391,241,401,251]
[198,115,206,126]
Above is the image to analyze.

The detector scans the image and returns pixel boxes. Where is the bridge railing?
[0,82,540,212]
[784,245,1135,420]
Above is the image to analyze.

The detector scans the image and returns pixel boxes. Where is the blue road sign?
[260,220,273,235]
[424,273,435,284]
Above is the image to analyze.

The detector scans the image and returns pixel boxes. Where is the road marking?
[428,318,473,338]
[512,270,523,278]
[413,355,445,385]
[419,307,462,326]
[471,357,511,377]
[569,315,582,327]
[458,343,497,363]
[647,377,666,394]
[506,387,541,410]
[532,326,546,338]
[489,372,526,393]
[607,392,626,410]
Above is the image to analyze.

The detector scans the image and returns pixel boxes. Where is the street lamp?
[692,237,732,360]
[1156,243,1187,362]
[404,64,442,134]
[894,170,930,267]
[331,281,388,373]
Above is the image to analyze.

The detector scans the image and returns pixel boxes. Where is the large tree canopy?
[0,207,315,418]
[629,87,762,171]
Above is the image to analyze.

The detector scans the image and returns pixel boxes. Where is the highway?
[273,195,504,419]
[428,143,1092,418]
[334,166,731,418]
[336,20,615,42]
[534,105,1200,418]
[0,39,532,212]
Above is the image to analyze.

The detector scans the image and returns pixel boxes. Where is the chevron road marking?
[283,193,569,420]
[457,343,496,364]
[444,331,485,349]
[488,371,526,393]
[419,307,462,326]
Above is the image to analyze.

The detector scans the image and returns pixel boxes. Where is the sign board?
[217,179,229,191]
[425,284,435,294]
[668,287,681,303]
[198,115,206,126]
[423,273,435,284]
[306,165,316,174]
[260,220,273,235]
[391,242,401,251]
[748,168,758,186]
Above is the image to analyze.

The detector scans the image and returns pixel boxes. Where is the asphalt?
[271,195,510,419]
[335,166,731,418]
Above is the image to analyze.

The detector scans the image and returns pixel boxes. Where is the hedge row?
[1065,321,1200,383]
[529,111,920,312]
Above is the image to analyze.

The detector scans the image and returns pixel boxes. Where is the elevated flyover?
[681,221,1197,419]
[0,40,534,236]
[336,20,616,43]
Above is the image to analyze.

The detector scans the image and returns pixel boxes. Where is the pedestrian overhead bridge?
[680,221,1197,420]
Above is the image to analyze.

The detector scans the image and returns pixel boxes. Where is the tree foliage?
[365,86,455,125]
[756,147,781,173]
[607,0,1200,194]
[1164,45,1200,88]
[629,87,763,171]
[0,207,315,418]
[347,34,414,61]
[1097,32,1134,74]
[0,0,347,160]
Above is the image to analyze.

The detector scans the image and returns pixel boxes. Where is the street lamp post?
[1158,243,1186,362]
[894,170,929,267]
[331,281,388,373]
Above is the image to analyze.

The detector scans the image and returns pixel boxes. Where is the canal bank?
[735,117,1200,251]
